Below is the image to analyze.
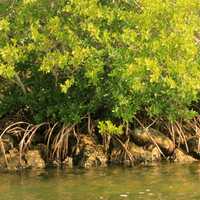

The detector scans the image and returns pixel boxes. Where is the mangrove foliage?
[0,0,200,169]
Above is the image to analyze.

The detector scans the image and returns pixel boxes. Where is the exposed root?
[0,121,29,138]
[50,124,75,161]
[45,122,59,157]
[134,117,166,159]
[114,136,134,166]
[1,115,200,169]
[175,122,189,153]
[0,121,49,166]
[19,122,49,165]
[0,138,8,167]
[145,131,166,159]
[167,122,189,153]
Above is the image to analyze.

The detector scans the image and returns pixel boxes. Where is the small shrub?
[98,120,123,136]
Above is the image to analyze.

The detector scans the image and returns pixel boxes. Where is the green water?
[1,163,200,200]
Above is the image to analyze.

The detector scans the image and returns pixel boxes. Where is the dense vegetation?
[0,0,200,141]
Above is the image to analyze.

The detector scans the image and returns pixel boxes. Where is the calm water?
[1,163,200,200]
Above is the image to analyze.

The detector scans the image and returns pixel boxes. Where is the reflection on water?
[1,163,200,200]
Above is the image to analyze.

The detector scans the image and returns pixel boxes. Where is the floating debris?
[120,194,128,198]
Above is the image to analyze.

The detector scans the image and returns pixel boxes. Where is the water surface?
[1,163,200,200]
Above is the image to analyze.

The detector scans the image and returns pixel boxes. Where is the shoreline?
[0,120,199,172]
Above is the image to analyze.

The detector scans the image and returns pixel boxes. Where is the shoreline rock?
[131,128,175,155]
[0,130,199,172]
[74,135,108,168]
[110,142,161,166]
[25,150,46,169]
[172,148,197,163]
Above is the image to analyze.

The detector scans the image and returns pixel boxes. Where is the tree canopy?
[0,0,200,125]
